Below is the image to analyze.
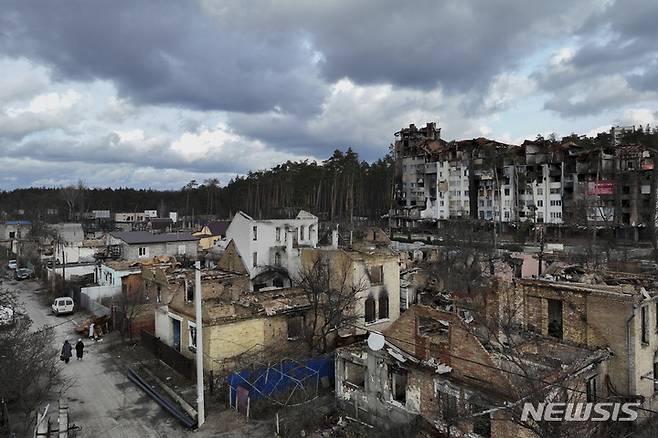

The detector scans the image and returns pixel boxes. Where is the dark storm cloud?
[0,1,326,115]
[2,0,599,112]
[205,0,596,92]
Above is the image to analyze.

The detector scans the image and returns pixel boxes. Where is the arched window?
[378,293,389,319]
[274,252,282,266]
[365,296,376,323]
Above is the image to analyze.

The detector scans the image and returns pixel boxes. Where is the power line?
[345,321,658,417]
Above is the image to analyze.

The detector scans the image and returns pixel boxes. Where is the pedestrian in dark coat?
[61,340,73,364]
[75,339,85,360]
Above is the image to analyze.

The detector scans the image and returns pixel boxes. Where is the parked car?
[7,260,17,270]
[14,268,33,280]
[52,297,75,315]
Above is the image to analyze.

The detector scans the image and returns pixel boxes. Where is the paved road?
[14,279,188,438]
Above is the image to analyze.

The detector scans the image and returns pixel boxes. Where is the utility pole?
[538,225,545,277]
[51,242,56,292]
[62,252,66,294]
[194,260,205,427]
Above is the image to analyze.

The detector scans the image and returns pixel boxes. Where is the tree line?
[0,148,395,223]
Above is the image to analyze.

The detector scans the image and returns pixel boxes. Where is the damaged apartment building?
[390,123,656,240]
[335,305,612,437]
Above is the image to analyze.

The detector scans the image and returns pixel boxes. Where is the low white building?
[217,210,319,289]
[107,231,199,260]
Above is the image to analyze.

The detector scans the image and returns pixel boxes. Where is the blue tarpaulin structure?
[228,353,334,408]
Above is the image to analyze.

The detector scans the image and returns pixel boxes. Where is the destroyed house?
[300,243,400,335]
[336,305,612,437]
[516,267,658,416]
[219,210,319,290]
[154,243,312,372]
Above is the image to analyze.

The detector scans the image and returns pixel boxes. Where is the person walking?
[61,340,73,364]
[75,339,85,360]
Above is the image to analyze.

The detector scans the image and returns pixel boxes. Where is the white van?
[52,297,74,315]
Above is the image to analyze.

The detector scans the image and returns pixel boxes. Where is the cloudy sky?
[1,0,657,189]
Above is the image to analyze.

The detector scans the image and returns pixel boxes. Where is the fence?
[77,291,111,316]
[141,330,195,380]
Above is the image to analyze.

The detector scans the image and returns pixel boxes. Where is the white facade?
[221,211,319,279]
[97,262,140,287]
[114,212,146,222]
[421,161,470,220]
[526,164,563,224]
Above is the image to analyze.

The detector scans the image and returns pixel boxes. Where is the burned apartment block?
[390,123,657,240]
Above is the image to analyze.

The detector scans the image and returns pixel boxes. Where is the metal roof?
[110,231,198,244]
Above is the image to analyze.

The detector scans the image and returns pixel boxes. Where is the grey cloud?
[204,0,602,92]
[536,0,658,116]
[0,1,327,115]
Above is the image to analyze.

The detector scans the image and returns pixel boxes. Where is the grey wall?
[121,240,198,260]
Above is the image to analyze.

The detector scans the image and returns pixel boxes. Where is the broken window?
[252,225,258,241]
[185,280,194,302]
[547,299,563,339]
[378,293,389,319]
[586,375,597,402]
[188,322,197,351]
[390,369,407,403]
[365,296,376,323]
[344,361,365,388]
[654,360,658,392]
[252,252,258,267]
[274,252,282,266]
[440,392,458,419]
[642,305,649,344]
[156,285,162,303]
[417,316,449,338]
[287,316,304,340]
[472,408,491,437]
[369,265,384,285]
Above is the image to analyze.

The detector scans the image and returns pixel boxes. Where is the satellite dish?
[367,332,385,351]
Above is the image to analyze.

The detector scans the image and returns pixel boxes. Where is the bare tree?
[117,280,148,340]
[0,290,70,435]
[60,179,86,221]
[423,221,498,301]
[295,253,366,353]
[461,290,626,438]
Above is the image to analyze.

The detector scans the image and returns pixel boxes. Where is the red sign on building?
[587,181,614,195]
